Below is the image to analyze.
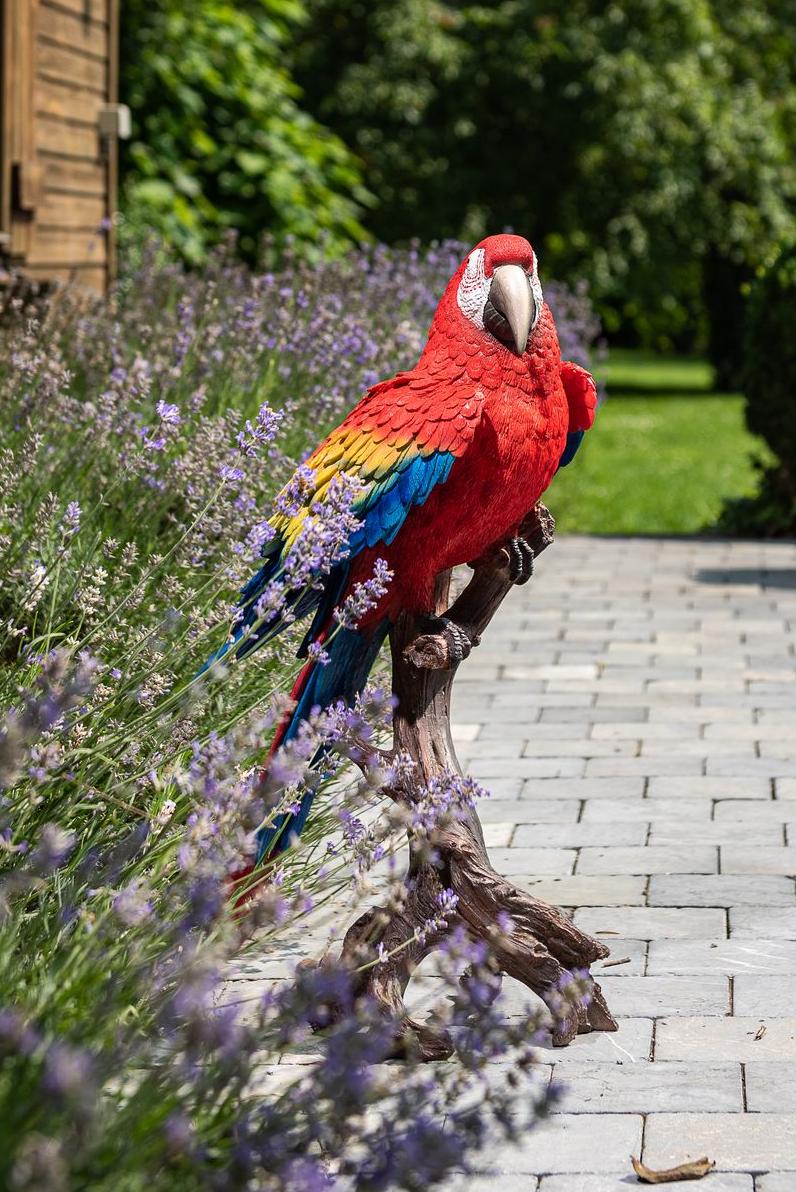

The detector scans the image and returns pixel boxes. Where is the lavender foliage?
[0,239,602,1188]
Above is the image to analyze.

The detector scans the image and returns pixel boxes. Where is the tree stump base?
[319,504,617,1059]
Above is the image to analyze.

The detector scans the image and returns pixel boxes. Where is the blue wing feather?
[557,431,585,469]
[203,449,458,671]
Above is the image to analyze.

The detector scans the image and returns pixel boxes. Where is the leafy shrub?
[120,0,371,264]
[719,246,796,535]
[0,243,602,1187]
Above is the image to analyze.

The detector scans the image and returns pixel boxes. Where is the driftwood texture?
[331,503,617,1059]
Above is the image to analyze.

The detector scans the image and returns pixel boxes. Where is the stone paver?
[551,1061,742,1113]
[472,1112,643,1173]
[233,535,796,1185]
[649,876,795,907]
[757,1176,796,1192]
[733,976,796,1016]
[596,974,730,1017]
[575,906,727,939]
[540,1177,752,1192]
[655,1017,796,1062]
[643,1113,796,1171]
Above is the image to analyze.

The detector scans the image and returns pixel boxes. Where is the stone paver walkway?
[228,534,796,1190]
[444,534,796,1190]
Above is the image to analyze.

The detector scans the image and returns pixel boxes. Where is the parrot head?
[451,233,544,357]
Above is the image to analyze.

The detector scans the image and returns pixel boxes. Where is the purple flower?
[29,824,75,874]
[334,558,393,629]
[62,501,81,535]
[155,399,181,426]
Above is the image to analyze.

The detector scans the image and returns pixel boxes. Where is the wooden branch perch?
[319,502,617,1059]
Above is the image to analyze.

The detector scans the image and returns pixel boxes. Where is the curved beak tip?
[489,264,534,355]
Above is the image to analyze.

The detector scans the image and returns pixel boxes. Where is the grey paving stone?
[582,798,712,823]
[720,847,796,875]
[655,1016,796,1062]
[746,1062,796,1112]
[757,1175,796,1192]
[585,757,706,777]
[577,846,717,876]
[534,1017,653,1066]
[487,847,577,876]
[482,823,515,848]
[590,721,700,740]
[733,976,796,1016]
[643,1112,796,1171]
[708,757,796,778]
[442,1176,539,1192]
[575,906,727,941]
[521,740,639,758]
[551,1060,741,1113]
[461,739,527,759]
[476,798,580,821]
[648,777,773,800]
[596,974,730,1017]
[539,706,647,723]
[511,822,648,849]
[540,1176,752,1192]
[472,778,526,799]
[730,907,796,938]
[468,757,587,779]
[649,875,796,908]
[518,876,647,908]
[591,939,649,977]
[649,823,784,846]
[472,1112,643,1174]
[519,777,646,800]
[714,800,796,823]
[649,939,796,976]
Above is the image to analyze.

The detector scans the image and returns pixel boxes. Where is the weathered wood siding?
[1,0,118,292]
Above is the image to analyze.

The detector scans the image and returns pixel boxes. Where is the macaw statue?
[209,234,597,863]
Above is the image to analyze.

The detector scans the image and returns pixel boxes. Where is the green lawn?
[549,350,770,535]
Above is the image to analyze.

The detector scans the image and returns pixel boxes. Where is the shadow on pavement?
[695,568,796,590]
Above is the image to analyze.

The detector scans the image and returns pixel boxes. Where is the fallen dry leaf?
[631,1155,716,1183]
[602,956,632,969]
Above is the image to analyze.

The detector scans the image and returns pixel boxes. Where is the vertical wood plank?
[105,0,117,285]
[0,0,12,238]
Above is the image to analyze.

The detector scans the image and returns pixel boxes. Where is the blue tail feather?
[255,622,389,861]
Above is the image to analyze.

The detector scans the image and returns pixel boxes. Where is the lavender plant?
[0,240,602,1188]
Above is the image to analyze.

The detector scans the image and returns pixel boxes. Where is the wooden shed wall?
[1,0,118,293]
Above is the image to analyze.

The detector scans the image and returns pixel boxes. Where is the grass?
[550,349,771,535]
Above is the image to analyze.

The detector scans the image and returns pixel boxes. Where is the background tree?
[295,0,796,378]
[120,0,372,263]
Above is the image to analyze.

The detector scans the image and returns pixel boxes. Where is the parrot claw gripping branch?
[207,234,617,1057]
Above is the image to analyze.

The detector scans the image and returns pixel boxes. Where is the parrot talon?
[507,537,535,585]
[422,615,474,665]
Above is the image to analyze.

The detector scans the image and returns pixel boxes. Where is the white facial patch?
[530,269,543,325]
[456,248,490,328]
[456,246,544,331]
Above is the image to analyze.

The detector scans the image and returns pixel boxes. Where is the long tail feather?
[254,622,389,862]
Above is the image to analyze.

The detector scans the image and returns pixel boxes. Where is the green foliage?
[120,0,372,263]
[744,246,796,473]
[295,0,796,359]
[719,246,796,535]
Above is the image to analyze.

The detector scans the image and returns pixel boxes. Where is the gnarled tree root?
[314,504,617,1060]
